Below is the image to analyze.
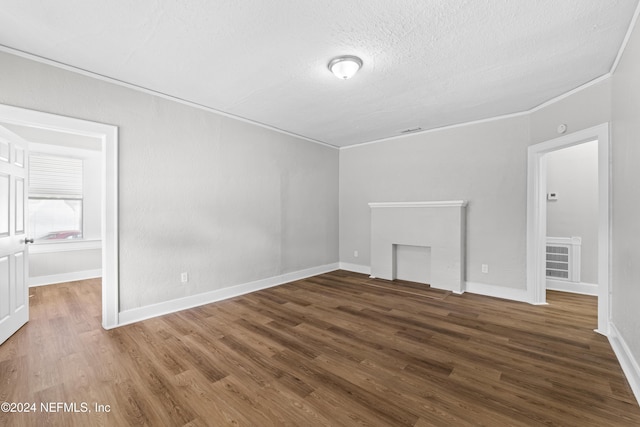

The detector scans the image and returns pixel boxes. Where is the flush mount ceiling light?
[328,55,363,80]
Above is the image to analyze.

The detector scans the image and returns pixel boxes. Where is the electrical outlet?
[354,250,359,258]
[481,264,489,274]
[181,272,189,283]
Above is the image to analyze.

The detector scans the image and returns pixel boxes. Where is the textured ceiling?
[0,1,637,147]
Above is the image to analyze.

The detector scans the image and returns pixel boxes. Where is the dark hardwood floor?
[1,271,639,426]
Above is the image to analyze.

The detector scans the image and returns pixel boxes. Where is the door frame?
[526,123,610,335]
[0,104,119,329]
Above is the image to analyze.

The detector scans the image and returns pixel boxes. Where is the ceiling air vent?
[400,127,422,134]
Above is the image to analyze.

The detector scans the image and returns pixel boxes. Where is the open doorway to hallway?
[545,140,599,298]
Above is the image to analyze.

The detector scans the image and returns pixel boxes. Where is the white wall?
[546,140,599,285]
[29,248,101,286]
[612,10,640,382]
[0,51,339,311]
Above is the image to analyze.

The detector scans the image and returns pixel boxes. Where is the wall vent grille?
[546,237,581,282]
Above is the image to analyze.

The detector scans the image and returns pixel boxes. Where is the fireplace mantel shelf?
[369,200,467,209]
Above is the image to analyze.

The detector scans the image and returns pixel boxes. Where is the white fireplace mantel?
[369,200,467,293]
[368,200,468,209]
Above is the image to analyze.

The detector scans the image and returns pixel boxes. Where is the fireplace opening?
[394,244,431,285]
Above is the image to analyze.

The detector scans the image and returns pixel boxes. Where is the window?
[28,153,83,241]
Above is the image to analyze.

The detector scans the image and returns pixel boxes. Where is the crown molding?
[0,45,339,151]
[610,0,640,74]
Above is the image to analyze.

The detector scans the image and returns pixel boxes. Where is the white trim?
[29,239,101,254]
[610,1,640,74]
[368,200,467,209]
[608,323,640,406]
[338,265,536,304]
[0,44,620,152]
[341,111,530,150]
[2,40,626,152]
[546,236,582,245]
[0,45,337,151]
[29,269,101,287]
[528,74,612,113]
[103,126,119,329]
[340,74,613,150]
[339,262,371,275]
[0,103,119,330]
[545,280,598,296]
[339,265,538,304]
[527,123,610,333]
[464,281,534,304]
[117,263,339,327]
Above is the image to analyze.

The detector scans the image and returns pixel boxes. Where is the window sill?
[29,239,102,254]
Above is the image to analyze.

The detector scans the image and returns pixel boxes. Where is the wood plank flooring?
[1,271,639,426]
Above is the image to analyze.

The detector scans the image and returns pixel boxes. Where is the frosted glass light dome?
[328,56,363,79]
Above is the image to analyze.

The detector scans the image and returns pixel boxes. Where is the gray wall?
[0,51,339,311]
[612,13,640,375]
[30,249,101,277]
[529,80,612,144]
[339,80,612,291]
[340,117,530,288]
[546,140,599,284]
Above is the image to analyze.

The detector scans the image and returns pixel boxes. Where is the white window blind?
[29,153,83,199]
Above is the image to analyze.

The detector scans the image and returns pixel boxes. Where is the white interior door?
[0,125,29,345]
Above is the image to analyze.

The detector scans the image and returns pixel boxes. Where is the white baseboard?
[338,262,371,275]
[117,262,339,327]
[464,281,532,303]
[546,279,598,296]
[29,269,102,287]
[608,322,640,406]
[338,264,533,304]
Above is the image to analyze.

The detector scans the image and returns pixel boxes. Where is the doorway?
[0,103,119,329]
[545,140,599,295]
[526,123,610,335]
